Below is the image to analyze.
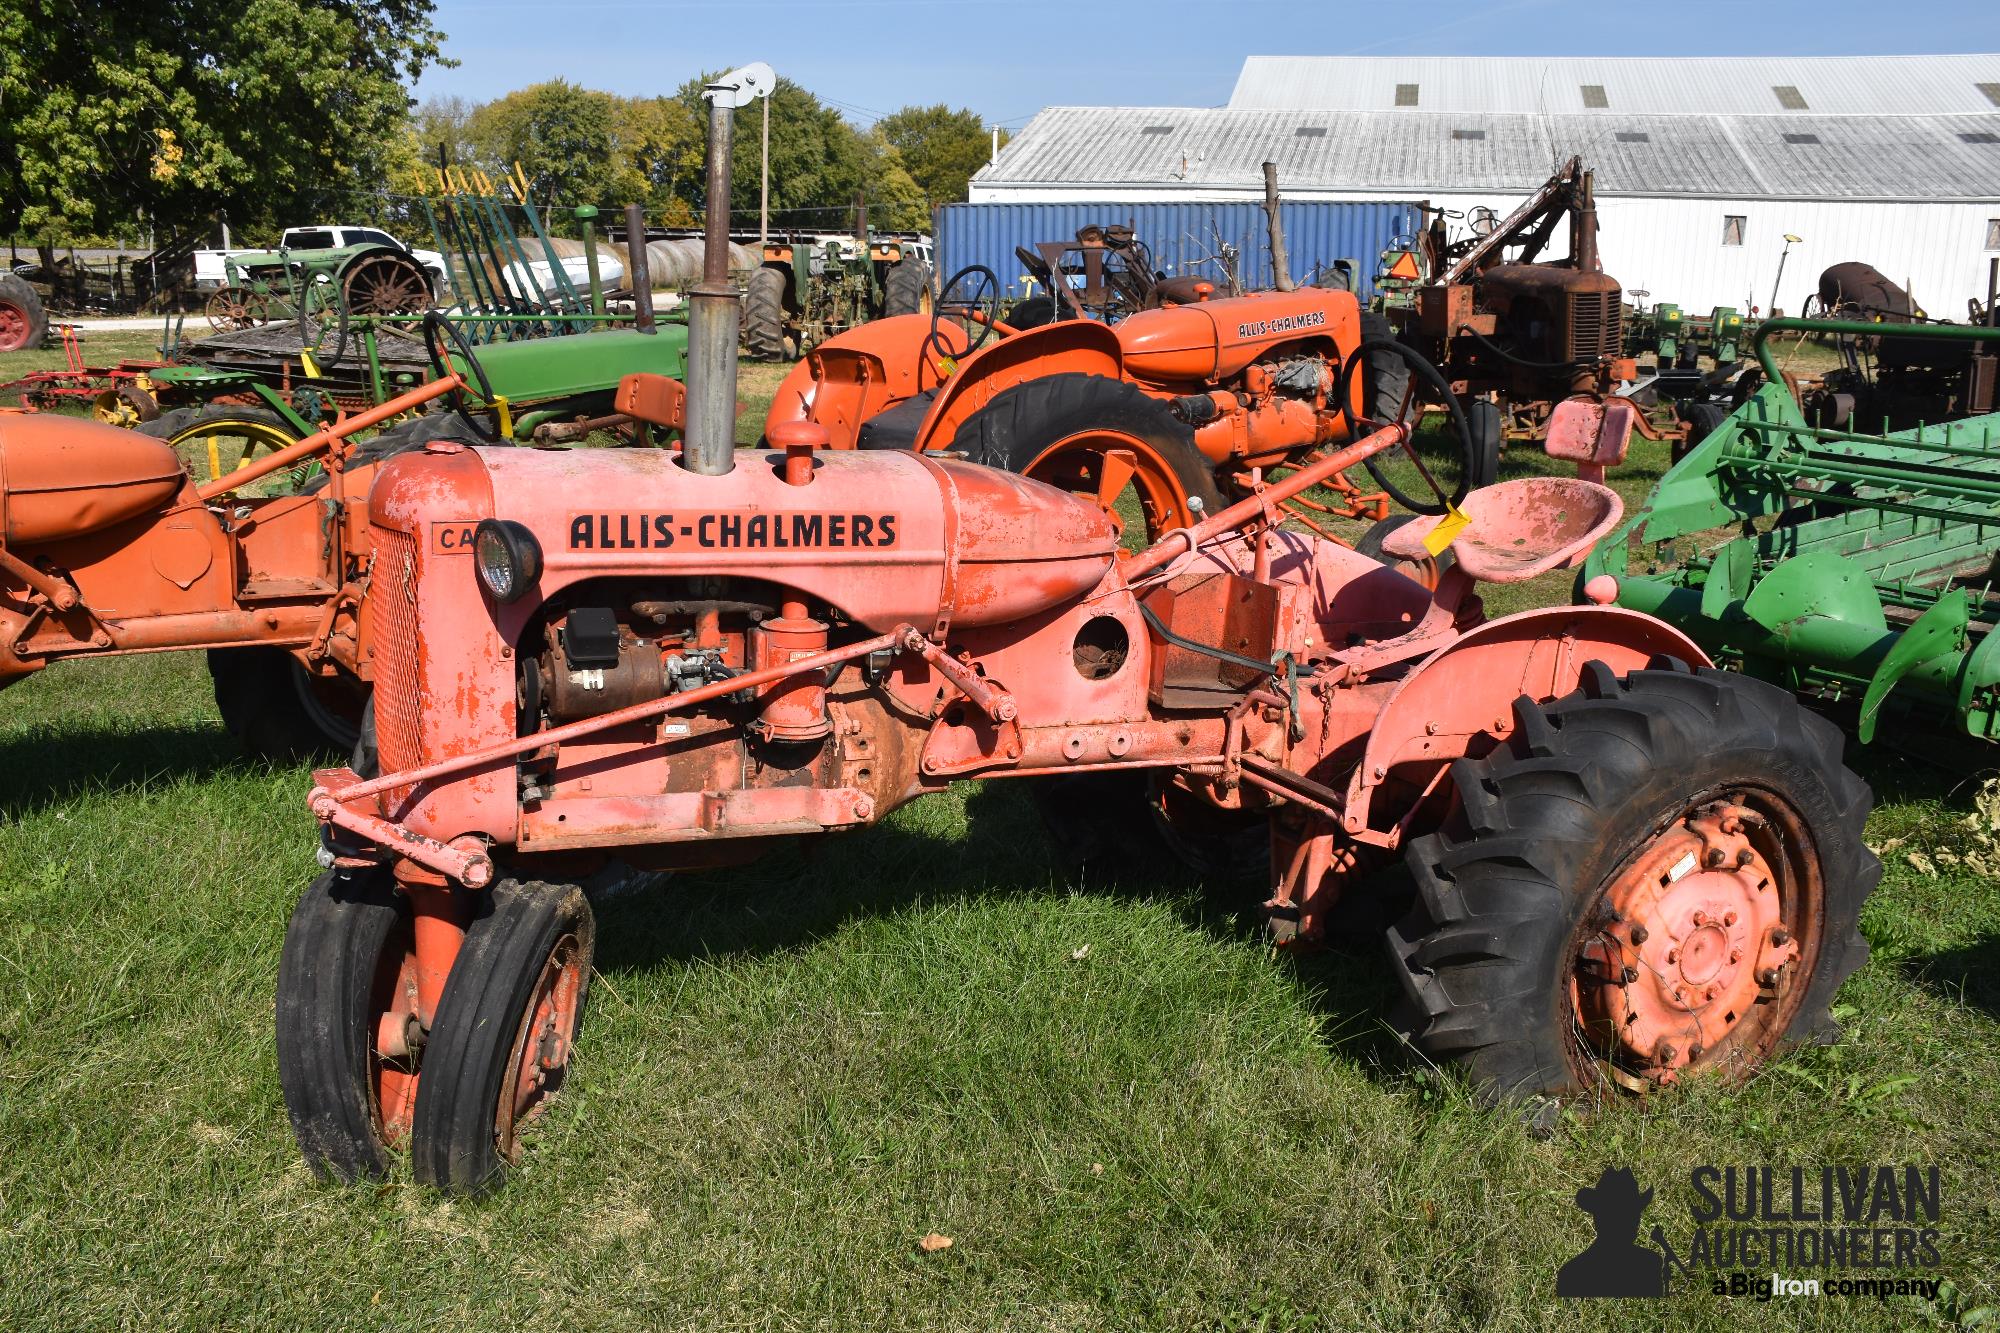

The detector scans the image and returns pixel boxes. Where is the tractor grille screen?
[370,526,426,773]
[1566,291,1622,361]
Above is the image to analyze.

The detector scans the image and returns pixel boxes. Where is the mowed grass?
[2,339,1999,1328]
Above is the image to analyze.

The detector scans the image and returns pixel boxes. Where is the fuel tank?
[1117,287,1359,384]
[368,441,1121,633]
[0,414,185,544]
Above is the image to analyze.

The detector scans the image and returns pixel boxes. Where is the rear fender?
[1339,605,1711,845]
[763,313,935,446]
[910,321,1126,451]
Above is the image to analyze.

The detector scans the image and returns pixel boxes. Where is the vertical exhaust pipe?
[683,62,775,478]
[624,203,654,332]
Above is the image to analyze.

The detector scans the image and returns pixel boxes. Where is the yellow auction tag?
[1422,502,1471,557]
[299,349,322,380]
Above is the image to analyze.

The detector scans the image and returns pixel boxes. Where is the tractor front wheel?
[950,373,1225,546]
[1387,661,1876,1104]
[276,868,418,1182]
[412,880,594,1195]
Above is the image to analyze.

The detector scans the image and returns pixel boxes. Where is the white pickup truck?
[193,225,451,296]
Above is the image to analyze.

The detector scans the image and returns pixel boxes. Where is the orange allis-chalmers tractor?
[761,268,1506,551]
[288,324,1878,1194]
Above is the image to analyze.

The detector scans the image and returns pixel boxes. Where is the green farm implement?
[1584,317,2000,745]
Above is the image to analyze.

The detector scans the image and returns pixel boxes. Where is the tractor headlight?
[473,519,542,603]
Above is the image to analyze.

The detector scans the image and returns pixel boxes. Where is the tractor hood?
[1116,288,1359,383]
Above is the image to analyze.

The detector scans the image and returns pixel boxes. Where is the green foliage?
[674,74,872,229]
[877,104,1004,210]
[466,80,619,208]
[0,0,448,239]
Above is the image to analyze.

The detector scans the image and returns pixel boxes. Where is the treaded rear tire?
[949,372,1226,528]
[1387,661,1877,1103]
[412,880,595,1196]
[744,265,791,361]
[0,271,47,352]
[276,868,408,1183]
[881,260,930,318]
[1358,310,1408,419]
[207,646,362,760]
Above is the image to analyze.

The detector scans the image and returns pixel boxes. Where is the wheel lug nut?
[1629,924,1649,945]
[1729,948,1742,964]
[1735,848,1754,867]
[1724,911,1738,926]
[1666,949,1679,964]
[1656,1041,1678,1064]
[1756,967,1779,986]
[1687,1043,1703,1061]
[1622,965,1639,983]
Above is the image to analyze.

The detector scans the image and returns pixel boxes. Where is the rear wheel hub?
[1575,801,1803,1082]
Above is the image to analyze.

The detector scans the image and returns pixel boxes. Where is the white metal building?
[970,55,2000,316]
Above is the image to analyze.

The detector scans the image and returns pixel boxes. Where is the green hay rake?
[1584,318,2000,745]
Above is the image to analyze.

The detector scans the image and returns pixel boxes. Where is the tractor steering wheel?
[423,311,502,442]
[927,264,1002,364]
[1335,339,1477,516]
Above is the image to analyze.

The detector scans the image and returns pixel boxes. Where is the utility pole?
[990,125,999,165]
[760,92,771,247]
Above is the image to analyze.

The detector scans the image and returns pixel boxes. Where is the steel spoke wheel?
[206,285,268,333]
[412,880,595,1196]
[343,251,432,317]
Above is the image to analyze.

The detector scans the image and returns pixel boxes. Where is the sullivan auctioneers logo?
[1558,1165,1945,1303]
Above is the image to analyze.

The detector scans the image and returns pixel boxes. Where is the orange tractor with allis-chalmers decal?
[285,253,1878,1193]
[758,265,1619,559]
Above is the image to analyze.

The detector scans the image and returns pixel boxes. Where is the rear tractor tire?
[0,272,48,353]
[207,646,364,761]
[1387,661,1877,1105]
[743,265,792,361]
[881,260,931,318]
[949,372,1225,544]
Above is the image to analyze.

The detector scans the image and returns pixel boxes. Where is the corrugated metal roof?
[974,107,2000,201]
[1229,54,2000,117]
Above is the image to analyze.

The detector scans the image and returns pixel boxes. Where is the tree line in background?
[408,79,1002,235]
[0,0,1003,251]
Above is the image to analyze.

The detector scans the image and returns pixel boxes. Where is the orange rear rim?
[1568,788,1823,1091]
[1024,428,1200,545]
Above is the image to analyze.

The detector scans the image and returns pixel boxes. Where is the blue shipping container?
[937,200,1423,302]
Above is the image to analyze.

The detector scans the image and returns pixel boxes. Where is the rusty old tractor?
[275,66,1877,1197]
[1372,156,1661,472]
[0,317,691,757]
[759,263,1515,561]
[286,343,1878,1196]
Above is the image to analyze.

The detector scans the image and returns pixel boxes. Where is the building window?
[1783,133,1822,145]
[1772,84,1808,109]
[1979,82,2000,108]
[1615,131,1650,143]
[1581,84,1608,108]
[1723,215,1746,247]
[1962,132,1999,145]
[1986,219,2000,250]
[1395,83,1419,107]
[1295,126,1326,137]
[1451,128,1485,141]
[1140,125,1173,136]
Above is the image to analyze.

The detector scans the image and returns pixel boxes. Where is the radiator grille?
[370,527,425,772]
[1567,290,1623,361]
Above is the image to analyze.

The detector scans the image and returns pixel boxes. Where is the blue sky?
[417,0,2000,127]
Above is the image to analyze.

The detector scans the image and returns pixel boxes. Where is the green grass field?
[2,333,1997,1329]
